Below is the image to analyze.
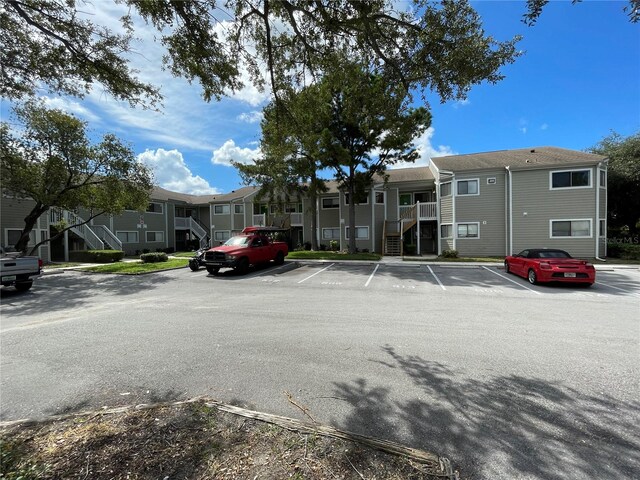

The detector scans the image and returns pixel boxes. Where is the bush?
[69,250,125,263]
[140,252,169,263]
[303,241,312,251]
[607,241,640,260]
[441,249,459,258]
[319,244,327,251]
[404,244,416,255]
[329,240,339,251]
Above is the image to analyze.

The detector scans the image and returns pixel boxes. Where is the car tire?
[237,258,249,275]
[15,281,33,292]
[206,266,219,275]
[189,260,200,271]
[504,261,510,274]
[527,269,538,285]
[274,251,285,265]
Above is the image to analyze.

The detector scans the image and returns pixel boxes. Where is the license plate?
[2,275,16,282]
[564,272,576,278]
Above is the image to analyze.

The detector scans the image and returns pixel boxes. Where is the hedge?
[140,252,169,263]
[69,250,125,263]
[607,241,640,260]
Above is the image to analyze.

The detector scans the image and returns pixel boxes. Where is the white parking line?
[364,264,380,287]
[482,266,542,295]
[595,281,640,297]
[241,262,293,280]
[297,263,334,284]
[427,265,446,290]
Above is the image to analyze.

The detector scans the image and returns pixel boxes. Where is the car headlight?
[226,254,237,260]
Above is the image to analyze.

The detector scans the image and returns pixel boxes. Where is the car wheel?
[206,266,219,275]
[237,258,249,275]
[527,269,537,285]
[15,281,33,292]
[504,260,510,274]
[189,260,200,271]
[274,251,285,265]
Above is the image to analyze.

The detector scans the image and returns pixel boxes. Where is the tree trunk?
[347,182,357,254]
[15,203,48,254]
[309,191,319,251]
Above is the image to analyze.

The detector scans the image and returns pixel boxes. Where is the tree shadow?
[333,345,640,479]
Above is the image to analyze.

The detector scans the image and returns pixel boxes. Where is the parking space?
[228,261,640,301]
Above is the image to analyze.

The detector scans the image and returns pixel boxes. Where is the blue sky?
[2,1,638,195]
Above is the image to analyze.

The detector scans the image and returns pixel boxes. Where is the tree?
[3,1,521,107]
[0,101,153,254]
[587,131,640,235]
[523,0,639,25]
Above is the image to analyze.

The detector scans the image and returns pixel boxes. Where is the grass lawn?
[287,251,381,261]
[81,258,189,274]
[43,262,83,269]
[171,251,200,258]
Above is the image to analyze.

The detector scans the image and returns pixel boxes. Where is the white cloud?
[237,111,263,123]
[390,127,456,168]
[40,96,101,122]
[453,98,471,109]
[211,139,261,167]
[519,117,528,134]
[519,127,528,134]
[138,148,221,195]
[540,123,549,130]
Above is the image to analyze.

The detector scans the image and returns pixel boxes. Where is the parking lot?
[205,260,640,301]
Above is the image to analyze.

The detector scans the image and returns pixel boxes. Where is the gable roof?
[431,147,607,173]
[151,185,260,205]
[321,166,435,194]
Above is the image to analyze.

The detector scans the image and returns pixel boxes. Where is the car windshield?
[536,251,571,259]
[223,236,250,246]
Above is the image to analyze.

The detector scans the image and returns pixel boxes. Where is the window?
[375,192,385,204]
[550,219,592,238]
[146,202,163,214]
[146,231,164,242]
[440,224,453,238]
[456,179,479,196]
[322,228,340,240]
[599,170,606,188]
[234,204,244,214]
[345,226,369,240]
[399,193,412,206]
[344,193,369,205]
[214,230,230,242]
[322,197,339,209]
[213,204,230,215]
[551,169,591,189]
[457,223,479,238]
[6,229,35,247]
[599,220,606,237]
[440,182,452,197]
[116,231,139,243]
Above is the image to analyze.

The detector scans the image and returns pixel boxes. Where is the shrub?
[142,248,150,254]
[329,240,339,251]
[140,252,169,263]
[441,249,459,258]
[319,244,327,251]
[404,244,416,255]
[607,241,640,260]
[69,250,125,263]
[303,241,312,251]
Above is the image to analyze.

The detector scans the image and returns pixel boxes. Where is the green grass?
[171,251,200,258]
[287,251,381,261]
[81,258,189,274]
[43,262,83,269]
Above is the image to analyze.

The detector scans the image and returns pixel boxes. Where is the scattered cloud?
[390,127,456,168]
[519,118,528,134]
[40,96,101,123]
[138,148,221,195]
[540,123,549,130]
[211,139,261,167]
[453,98,471,109]
[237,111,263,124]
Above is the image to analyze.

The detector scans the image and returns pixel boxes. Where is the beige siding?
[511,168,597,257]
[440,196,453,223]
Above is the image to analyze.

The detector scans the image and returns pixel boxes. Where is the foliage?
[523,0,639,25]
[287,251,381,261]
[69,250,125,263]
[82,258,188,274]
[0,101,153,253]
[587,131,640,234]
[140,252,169,263]
[441,249,459,258]
[2,1,522,107]
[606,241,640,260]
[0,437,46,479]
[329,240,339,252]
[404,244,417,256]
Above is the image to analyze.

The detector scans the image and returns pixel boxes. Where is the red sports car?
[504,249,595,286]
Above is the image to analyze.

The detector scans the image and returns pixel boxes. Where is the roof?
[431,147,607,173]
[321,166,434,194]
[151,185,260,205]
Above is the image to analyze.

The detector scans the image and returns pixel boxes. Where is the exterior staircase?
[382,205,418,256]
[50,209,106,250]
[175,216,210,248]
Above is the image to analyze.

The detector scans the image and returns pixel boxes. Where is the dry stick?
[345,454,366,480]
[284,390,317,424]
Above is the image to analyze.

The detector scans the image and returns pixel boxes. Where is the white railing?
[175,216,209,247]
[50,209,104,250]
[174,217,188,229]
[187,217,207,239]
[252,214,266,226]
[92,224,123,250]
[418,202,437,219]
[290,213,303,226]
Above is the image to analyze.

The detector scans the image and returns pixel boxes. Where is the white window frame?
[213,204,230,215]
[116,231,139,243]
[549,219,593,239]
[599,219,606,238]
[374,191,385,205]
[440,182,452,197]
[321,227,340,240]
[456,222,480,239]
[345,226,369,240]
[234,204,244,214]
[455,178,480,196]
[344,193,369,205]
[599,169,607,188]
[145,231,164,242]
[549,169,592,190]
[214,230,231,242]
[440,224,453,239]
[4,229,36,247]
[146,202,164,214]
[321,197,340,209]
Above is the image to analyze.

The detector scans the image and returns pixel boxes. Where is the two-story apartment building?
[1,147,608,260]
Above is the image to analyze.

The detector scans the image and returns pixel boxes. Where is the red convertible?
[504,249,595,286]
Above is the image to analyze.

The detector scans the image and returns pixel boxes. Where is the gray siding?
[386,187,399,221]
[0,196,50,262]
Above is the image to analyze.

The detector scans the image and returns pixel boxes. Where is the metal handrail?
[92,224,123,250]
[50,209,104,250]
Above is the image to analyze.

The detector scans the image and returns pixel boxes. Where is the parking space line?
[427,265,446,290]
[596,280,640,297]
[240,262,295,281]
[481,266,541,295]
[297,263,335,284]
[364,264,380,287]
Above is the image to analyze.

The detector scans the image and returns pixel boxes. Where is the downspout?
[435,180,441,255]
[504,170,508,257]
[231,201,235,232]
[506,166,513,256]
[371,189,375,254]
[436,169,455,255]
[595,162,606,261]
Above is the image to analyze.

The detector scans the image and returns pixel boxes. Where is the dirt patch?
[1,399,454,479]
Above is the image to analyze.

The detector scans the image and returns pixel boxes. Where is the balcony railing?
[399,202,437,221]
